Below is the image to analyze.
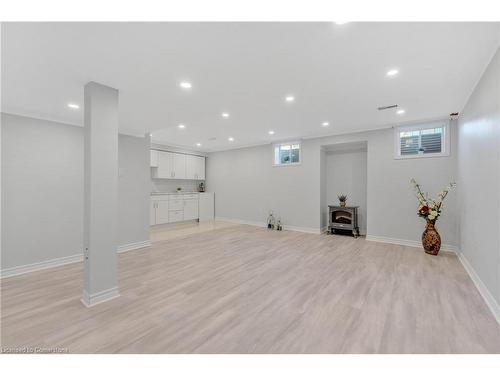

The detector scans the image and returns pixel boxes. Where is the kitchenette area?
[150,147,214,228]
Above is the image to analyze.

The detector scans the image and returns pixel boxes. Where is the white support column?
[82,82,120,307]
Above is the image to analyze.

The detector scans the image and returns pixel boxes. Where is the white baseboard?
[0,253,83,279]
[1,240,152,278]
[117,240,152,253]
[81,286,120,308]
[457,252,500,326]
[215,216,267,228]
[285,225,322,234]
[215,216,321,234]
[365,235,457,253]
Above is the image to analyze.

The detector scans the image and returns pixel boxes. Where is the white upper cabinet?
[172,153,186,179]
[194,156,205,180]
[185,154,196,179]
[152,150,204,180]
[156,151,173,178]
[185,154,205,180]
[150,150,159,167]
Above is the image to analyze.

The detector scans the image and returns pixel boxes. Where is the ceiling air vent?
[378,104,398,111]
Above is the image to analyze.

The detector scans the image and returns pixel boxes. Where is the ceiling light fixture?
[178,124,186,129]
[322,122,330,127]
[228,137,234,142]
[196,143,202,147]
[268,130,275,135]
[221,112,230,118]
[67,103,79,109]
[285,95,295,102]
[179,81,192,89]
[334,21,350,25]
[386,69,399,77]
[397,109,406,115]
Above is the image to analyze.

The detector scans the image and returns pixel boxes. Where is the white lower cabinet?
[150,194,200,225]
[183,199,199,221]
[169,210,184,223]
[156,200,170,224]
[168,199,183,210]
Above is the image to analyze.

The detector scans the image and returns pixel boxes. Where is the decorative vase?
[339,201,346,207]
[422,220,441,255]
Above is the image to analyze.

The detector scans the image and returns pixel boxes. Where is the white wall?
[457,45,500,307]
[207,125,458,245]
[1,113,150,271]
[1,113,84,269]
[319,148,326,230]
[207,141,320,231]
[119,134,150,247]
[325,149,367,234]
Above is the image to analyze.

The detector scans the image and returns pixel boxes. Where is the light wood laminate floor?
[1,224,499,353]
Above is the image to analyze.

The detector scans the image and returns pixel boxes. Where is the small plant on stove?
[337,194,347,207]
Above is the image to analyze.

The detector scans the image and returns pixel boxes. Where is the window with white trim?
[274,141,301,166]
[394,121,450,159]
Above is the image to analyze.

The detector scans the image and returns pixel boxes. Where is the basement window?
[394,121,450,159]
[274,142,301,166]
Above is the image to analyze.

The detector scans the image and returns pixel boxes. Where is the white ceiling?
[2,22,499,152]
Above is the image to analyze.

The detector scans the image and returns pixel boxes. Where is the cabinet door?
[185,154,197,180]
[169,198,183,210]
[150,150,159,167]
[169,210,184,223]
[184,199,199,220]
[172,153,186,179]
[195,156,205,180]
[150,200,157,225]
[198,192,214,221]
[156,200,170,224]
[157,151,173,179]
[185,155,205,180]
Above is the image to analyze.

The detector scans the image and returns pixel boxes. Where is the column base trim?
[81,287,120,308]
[117,240,152,253]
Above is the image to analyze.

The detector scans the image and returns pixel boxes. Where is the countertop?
[151,191,201,195]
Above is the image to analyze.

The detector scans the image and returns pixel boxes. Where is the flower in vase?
[418,206,429,215]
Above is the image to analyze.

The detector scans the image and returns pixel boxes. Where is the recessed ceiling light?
[179,81,192,89]
[285,95,295,102]
[196,142,202,147]
[221,112,230,118]
[334,21,350,25]
[228,137,234,142]
[178,124,186,129]
[386,69,399,77]
[67,103,79,109]
[322,122,330,127]
[268,130,275,135]
[397,109,406,115]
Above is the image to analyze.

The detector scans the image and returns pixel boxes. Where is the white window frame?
[273,141,302,167]
[394,121,450,160]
